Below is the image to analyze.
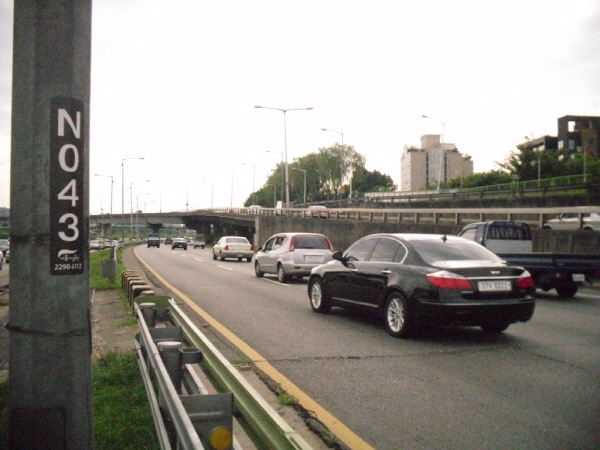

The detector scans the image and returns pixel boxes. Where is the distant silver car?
[171,237,188,250]
[254,232,335,283]
[212,236,254,262]
[543,213,600,231]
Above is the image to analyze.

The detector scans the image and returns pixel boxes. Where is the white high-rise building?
[400,135,473,191]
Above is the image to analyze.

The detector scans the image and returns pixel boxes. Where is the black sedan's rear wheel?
[309,277,331,313]
[384,292,413,338]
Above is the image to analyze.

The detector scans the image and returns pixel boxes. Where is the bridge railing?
[186,206,600,229]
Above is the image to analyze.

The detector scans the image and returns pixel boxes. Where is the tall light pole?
[255,105,313,208]
[267,150,284,206]
[422,115,445,192]
[121,157,144,241]
[94,173,113,235]
[203,176,214,208]
[291,167,307,204]
[130,179,150,234]
[322,128,346,202]
[242,163,256,205]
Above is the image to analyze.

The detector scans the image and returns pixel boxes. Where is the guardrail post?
[158,341,184,394]
[139,302,156,328]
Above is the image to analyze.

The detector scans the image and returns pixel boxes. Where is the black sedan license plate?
[478,280,511,292]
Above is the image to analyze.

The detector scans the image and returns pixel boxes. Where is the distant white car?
[212,236,254,262]
[543,213,600,231]
[307,205,329,218]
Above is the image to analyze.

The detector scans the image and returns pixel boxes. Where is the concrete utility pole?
[9,2,93,448]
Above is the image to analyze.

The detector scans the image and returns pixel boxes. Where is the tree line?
[245,142,599,206]
[244,143,396,207]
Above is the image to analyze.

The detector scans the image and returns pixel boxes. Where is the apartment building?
[400,134,473,191]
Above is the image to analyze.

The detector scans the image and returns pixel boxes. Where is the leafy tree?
[496,142,599,183]
[447,169,513,189]
[352,167,396,192]
[244,144,397,206]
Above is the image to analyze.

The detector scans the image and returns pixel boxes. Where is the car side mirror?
[332,251,344,262]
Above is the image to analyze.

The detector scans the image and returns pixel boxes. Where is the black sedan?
[307,233,536,338]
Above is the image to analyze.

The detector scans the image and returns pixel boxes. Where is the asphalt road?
[136,245,600,450]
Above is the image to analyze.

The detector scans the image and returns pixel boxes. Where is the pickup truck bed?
[459,221,600,298]
[498,252,600,298]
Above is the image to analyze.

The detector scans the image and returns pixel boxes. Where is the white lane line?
[262,278,291,287]
[217,265,234,271]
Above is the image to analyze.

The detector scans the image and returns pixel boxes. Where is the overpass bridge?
[89,205,600,255]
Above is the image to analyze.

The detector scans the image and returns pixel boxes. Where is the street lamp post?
[321,128,346,202]
[94,173,113,235]
[130,179,150,234]
[291,167,307,204]
[422,115,445,192]
[242,163,256,205]
[255,105,313,208]
[121,157,144,241]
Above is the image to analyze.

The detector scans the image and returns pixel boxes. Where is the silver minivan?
[254,232,335,283]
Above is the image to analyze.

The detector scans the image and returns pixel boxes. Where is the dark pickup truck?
[459,221,600,298]
[147,233,161,248]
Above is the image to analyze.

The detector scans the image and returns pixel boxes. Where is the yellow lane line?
[135,249,375,450]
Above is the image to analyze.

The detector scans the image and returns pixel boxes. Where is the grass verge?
[0,245,160,449]
[93,352,159,449]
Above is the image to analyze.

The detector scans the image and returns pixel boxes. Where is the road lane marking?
[262,278,291,286]
[135,248,375,450]
[217,265,234,271]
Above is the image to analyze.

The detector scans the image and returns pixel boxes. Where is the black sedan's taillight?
[426,271,473,290]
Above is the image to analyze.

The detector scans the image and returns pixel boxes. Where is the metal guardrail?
[132,295,315,450]
[135,300,238,450]
[200,205,600,228]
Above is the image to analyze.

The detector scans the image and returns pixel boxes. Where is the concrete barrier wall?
[255,216,600,255]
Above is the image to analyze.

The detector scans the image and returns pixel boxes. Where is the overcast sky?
[1,1,599,214]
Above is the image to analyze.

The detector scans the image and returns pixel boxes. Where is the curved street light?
[255,105,313,208]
